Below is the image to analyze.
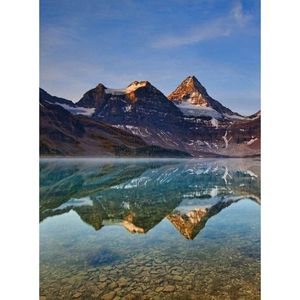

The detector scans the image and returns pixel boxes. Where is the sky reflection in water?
[40,158,260,300]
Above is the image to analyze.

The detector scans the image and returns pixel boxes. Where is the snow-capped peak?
[105,81,150,95]
[126,80,149,92]
[168,76,238,118]
[168,75,210,106]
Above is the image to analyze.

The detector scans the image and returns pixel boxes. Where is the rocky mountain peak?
[177,75,206,90]
[125,80,162,97]
[126,80,150,91]
[95,83,107,90]
[168,75,209,106]
[76,83,107,108]
[121,80,169,105]
[99,80,154,97]
[185,75,206,90]
[168,76,236,116]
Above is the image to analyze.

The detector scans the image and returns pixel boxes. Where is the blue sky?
[40,0,260,115]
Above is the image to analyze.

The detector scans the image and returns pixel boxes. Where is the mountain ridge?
[40,76,260,158]
[41,76,258,118]
[40,94,191,157]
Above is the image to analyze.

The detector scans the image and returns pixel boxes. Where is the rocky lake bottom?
[40,158,260,300]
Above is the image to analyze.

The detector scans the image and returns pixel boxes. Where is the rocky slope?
[165,76,260,156]
[40,76,260,157]
[40,90,190,157]
[168,75,238,118]
[78,80,184,130]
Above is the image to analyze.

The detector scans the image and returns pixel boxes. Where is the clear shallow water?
[40,158,260,300]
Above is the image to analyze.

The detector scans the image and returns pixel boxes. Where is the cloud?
[152,1,252,48]
[40,27,80,62]
[231,1,252,27]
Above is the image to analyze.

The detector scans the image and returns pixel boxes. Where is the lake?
[40,158,260,300]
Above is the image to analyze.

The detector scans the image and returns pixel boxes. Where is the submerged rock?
[72,292,82,299]
[155,287,164,292]
[118,277,128,287]
[102,291,116,300]
[163,285,175,292]
[173,275,183,281]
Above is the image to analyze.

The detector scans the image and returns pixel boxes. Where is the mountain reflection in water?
[40,158,260,300]
[40,158,260,239]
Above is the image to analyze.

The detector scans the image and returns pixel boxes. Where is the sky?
[40,0,260,115]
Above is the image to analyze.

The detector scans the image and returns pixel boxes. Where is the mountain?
[78,80,183,127]
[40,89,191,157]
[40,88,76,107]
[74,81,205,156]
[40,88,96,117]
[40,75,260,157]
[168,75,241,119]
[40,158,261,238]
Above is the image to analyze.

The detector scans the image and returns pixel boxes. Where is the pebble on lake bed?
[101,291,116,300]
[163,285,175,292]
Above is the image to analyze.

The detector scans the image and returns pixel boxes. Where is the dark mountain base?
[40,99,191,158]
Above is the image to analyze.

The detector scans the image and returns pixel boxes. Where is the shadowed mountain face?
[40,158,260,239]
[40,91,191,158]
[40,88,77,108]
[77,81,184,128]
[40,76,260,157]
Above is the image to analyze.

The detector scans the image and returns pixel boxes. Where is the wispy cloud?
[152,1,252,48]
[40,0,260,113]
[40,24,84,56]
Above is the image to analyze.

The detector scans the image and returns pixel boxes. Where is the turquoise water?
[40,158,260,300]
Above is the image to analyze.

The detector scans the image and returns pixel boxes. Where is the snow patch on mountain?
[125,125,150,137]
[246,137,258,145]
[56,103,95,116]
[222,131,229,148]
[126,81,148,92]
[175,102,223,119]
[211,118,219,128]
[204,141,211,149]
[125,105,132,112]
[223,113,247,120]
[104,88,126,95]
[105,81,148,95]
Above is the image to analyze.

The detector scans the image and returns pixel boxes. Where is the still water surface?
[40,158,260,300]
